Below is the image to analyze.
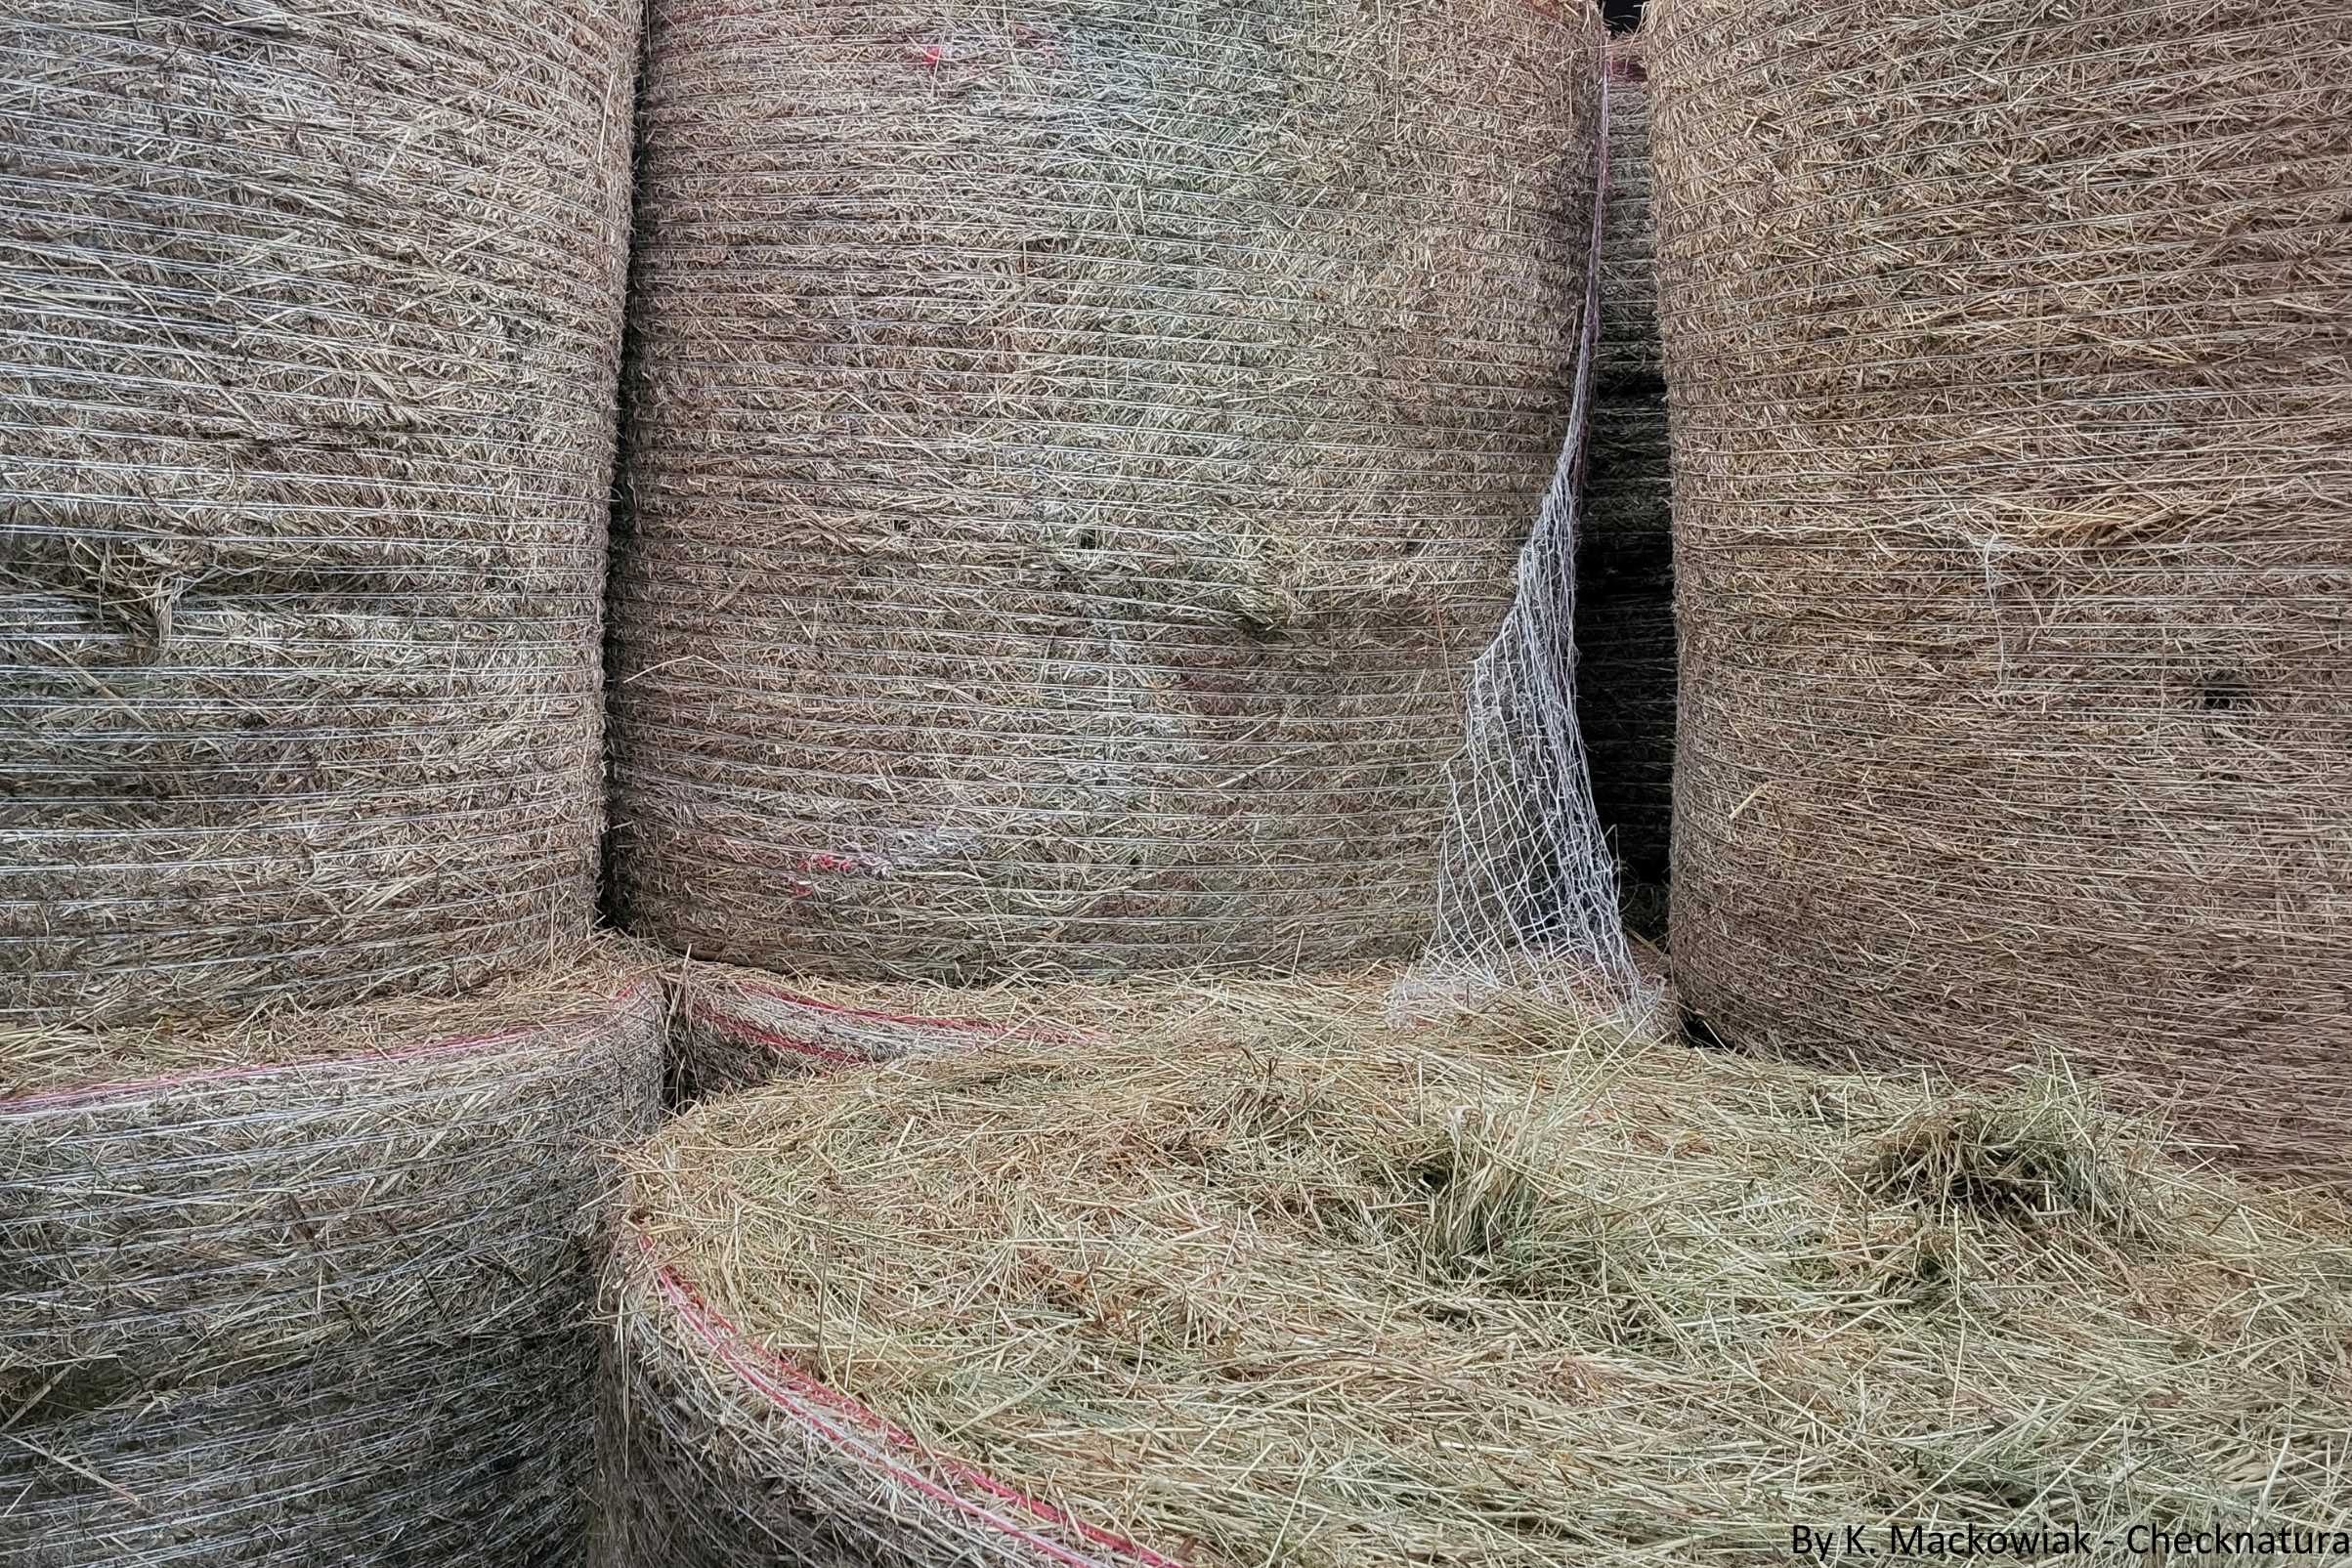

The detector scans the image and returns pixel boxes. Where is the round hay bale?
[598,976,2352,1563]
[0,949,663,1563]
[1647,1,2352,1182]
[0,0,638,1025]
[1574,53,1677,937]
[608,0,1606,982]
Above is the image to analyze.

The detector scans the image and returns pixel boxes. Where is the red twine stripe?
[0,978,659,1116]
[706,982,1090,1046]
[685,1002,861,1067]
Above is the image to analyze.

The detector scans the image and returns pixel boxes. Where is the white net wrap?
[1407,69,1651,1021]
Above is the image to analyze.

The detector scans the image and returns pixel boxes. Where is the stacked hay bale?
[0,2,654,1555]
[598,974,2352,1563]
[1648,1,2352,1182]
[609,0,1605,982]
[0,0,637,1024]
[1573,44,1677,940]
[0,952,663,1563]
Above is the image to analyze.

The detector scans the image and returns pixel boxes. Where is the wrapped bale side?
[609,0,1604,982]
[1573,50,1676,939]
[0,0,638,1024]
[0,952,663,1565]
[598,976,2352,1565]
[1649,0,2352,1182]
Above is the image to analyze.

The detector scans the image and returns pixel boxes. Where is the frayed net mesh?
[1406,69,1649,1022]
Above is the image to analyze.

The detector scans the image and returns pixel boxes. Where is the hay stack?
[609,0,1605,981]
[0,0,637,1025]
[0,949,663,1564]
[599,975,2352,1563]
[1574,49,1677,939]
[1647,1,2352,1182]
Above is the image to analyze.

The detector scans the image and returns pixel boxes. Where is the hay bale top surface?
[624,976,2352,1563]
[0,939,657,1103]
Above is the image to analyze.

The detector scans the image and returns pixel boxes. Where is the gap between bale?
[669,957,1090,1105]
[1574,44,1678,942]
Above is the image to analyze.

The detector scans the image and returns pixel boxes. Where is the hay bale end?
[598,976,2352,1563]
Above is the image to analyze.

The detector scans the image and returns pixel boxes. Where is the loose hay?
[0,0,639,1025]
[608,0,1605,981]
[1646,0,2352,1182]
[1575,48,1677,939]
[600,976,2352,1565]
[0,947,663,1565]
